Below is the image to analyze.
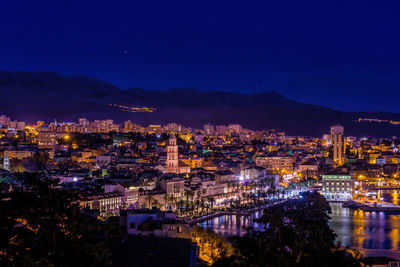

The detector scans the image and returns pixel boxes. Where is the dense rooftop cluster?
[1,114,400,265]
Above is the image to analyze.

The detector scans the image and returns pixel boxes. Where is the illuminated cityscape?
[2,113,400,265]
[109,104,157,113]
[2,1,400,266]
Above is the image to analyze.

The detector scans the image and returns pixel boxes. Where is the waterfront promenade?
[185,201,281,225]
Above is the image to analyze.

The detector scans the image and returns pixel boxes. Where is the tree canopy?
[213,192,361,267]
[0,173,111,266]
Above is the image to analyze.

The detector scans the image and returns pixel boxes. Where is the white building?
[80,192,124,216]
[96,155,113,167]
[322,174,354,201]
[160,178,185,199]
[228,124,242,134]
[215,125,228,136]
[9,121,25,131]
[105,184,139,207]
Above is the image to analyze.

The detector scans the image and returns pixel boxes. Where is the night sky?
[1,0,400,112]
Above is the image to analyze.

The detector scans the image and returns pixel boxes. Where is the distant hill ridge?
[0,70,399,137]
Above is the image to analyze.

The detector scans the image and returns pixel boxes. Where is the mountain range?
[0,70,399,137]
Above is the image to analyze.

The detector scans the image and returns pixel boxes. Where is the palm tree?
[195,191,202,214]
[152,199,162,209]
[202,188,207,197]
[200,197,204,214]
[163,194,169,210]
[207,196,215,213]
[267,188,273,201]
[200,188,207,214]
[256,190,261,204]
[184,189,194,216]
[227,182,234,197]
[242,192,248,205]
[259,179,267,191]
[164,194,175,211]
[194,198,200,215]
[145,194,154,209]
[222,193,228,209]
[176,199,185,216]
[236,182,241,194]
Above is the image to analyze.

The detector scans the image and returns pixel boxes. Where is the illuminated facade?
[4,150,33,160]
[3,151,9,171]
[78,118,90,132]
[228,124,242,134]
[203,123,215,136]
[38,129,63,149]
[9,121,25,131]
[331,125,345,166]
[166,135,180,174]
[322,174,354,201]
[215,125,228,136]
[160,178,185,199]
[0,115,10,127]
[36,120,45,128]
[255,155,294,173]
[124,120,133,130]
[180,156,203,169]
[79,192,124,216]
[298,162,318,178]
[91,119,118,133]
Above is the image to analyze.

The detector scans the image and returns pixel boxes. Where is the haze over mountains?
[1,70,399,137]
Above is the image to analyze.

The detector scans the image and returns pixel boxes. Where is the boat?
[342,200,363,209]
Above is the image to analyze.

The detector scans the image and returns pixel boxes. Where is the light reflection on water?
[198,211,264,236]
[379,189,399,205]
[199,203,400,260]
[330,203,400,259]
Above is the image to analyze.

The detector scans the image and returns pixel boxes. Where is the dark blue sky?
[1,0,400,112]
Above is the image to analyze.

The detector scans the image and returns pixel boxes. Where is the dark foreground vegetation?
[1,174,361,267]
[194,191,361,267]
[0,174,112,266]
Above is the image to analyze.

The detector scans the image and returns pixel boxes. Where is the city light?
[109,104,156,113]
[2,2,400,265]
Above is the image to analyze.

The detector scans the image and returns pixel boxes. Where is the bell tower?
[3,151,10,171]
[166,135,179,174]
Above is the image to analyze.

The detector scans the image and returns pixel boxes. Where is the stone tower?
[166,135,179,174]
[3,151,10,171]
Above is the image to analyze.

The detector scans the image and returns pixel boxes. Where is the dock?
[185,201,282,225]
[342,201,400,213]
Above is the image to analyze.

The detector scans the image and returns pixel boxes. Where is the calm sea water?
[199,195,400,260]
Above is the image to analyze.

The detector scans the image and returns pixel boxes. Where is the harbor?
[186,201,283,225]
[199,202,400,260]
[343,200,400,213]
